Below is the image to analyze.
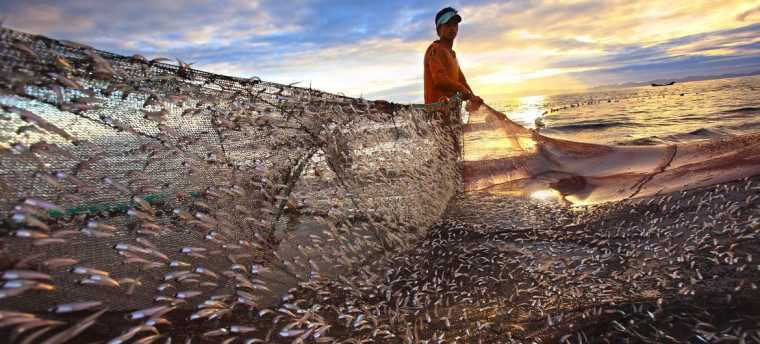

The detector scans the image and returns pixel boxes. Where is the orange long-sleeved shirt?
[424,40,473,104]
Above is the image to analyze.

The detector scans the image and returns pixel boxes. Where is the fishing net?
[446,103,760,342]
[0,27,462,340]
[2,26,760,344]
[463,104,760,204]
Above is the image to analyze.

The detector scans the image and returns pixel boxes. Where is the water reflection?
[494,76,760,145]
[510,95,546,129]
[529,189,561,201]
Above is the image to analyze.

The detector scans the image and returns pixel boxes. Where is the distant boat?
[651,81,676,87]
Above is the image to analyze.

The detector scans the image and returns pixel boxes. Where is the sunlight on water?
[510,95,546,129]
[493,76,760,145]
[529,189,561,201]
[464,100,760,205]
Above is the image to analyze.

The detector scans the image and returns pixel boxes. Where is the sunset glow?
[3,0,759,103]
[529,189,562,202]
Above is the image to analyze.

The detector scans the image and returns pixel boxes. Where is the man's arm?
[459,67,483,111]
[458,69,474,94]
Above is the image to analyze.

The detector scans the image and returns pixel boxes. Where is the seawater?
[495,75,760,145]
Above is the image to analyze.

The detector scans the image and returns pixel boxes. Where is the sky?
[2,0,759,103]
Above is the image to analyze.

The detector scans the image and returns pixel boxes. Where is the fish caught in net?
[1,27,760,344]
[0,27,460,342]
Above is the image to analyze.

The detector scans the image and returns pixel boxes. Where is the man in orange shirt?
[424,7,483,110]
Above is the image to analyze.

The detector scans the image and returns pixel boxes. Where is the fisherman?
[424,7,483,110]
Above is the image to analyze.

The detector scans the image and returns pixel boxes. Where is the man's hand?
[465,95,483,112]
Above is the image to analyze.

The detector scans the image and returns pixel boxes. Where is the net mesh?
[0,26,461,333]
[463,103,760,204]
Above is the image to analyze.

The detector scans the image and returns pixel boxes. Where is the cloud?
[1,0,301,53]
[450,0,760,97]
[1,0,759,102]
[200,38,425,98]
[567,54,760,86]
[738,5,760,22]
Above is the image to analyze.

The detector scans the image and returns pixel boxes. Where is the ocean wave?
[616,128,728,145]
[616,137,665,145]
[721,106,760,115]
[661,128,729,142]
[721,121,760,131]
[548,121,630,131]
[685,127,721,136]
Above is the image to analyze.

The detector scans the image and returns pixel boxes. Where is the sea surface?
[494,75,760,145]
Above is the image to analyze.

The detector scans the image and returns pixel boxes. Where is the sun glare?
[529,189,561,201]
[511,95,546,128]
